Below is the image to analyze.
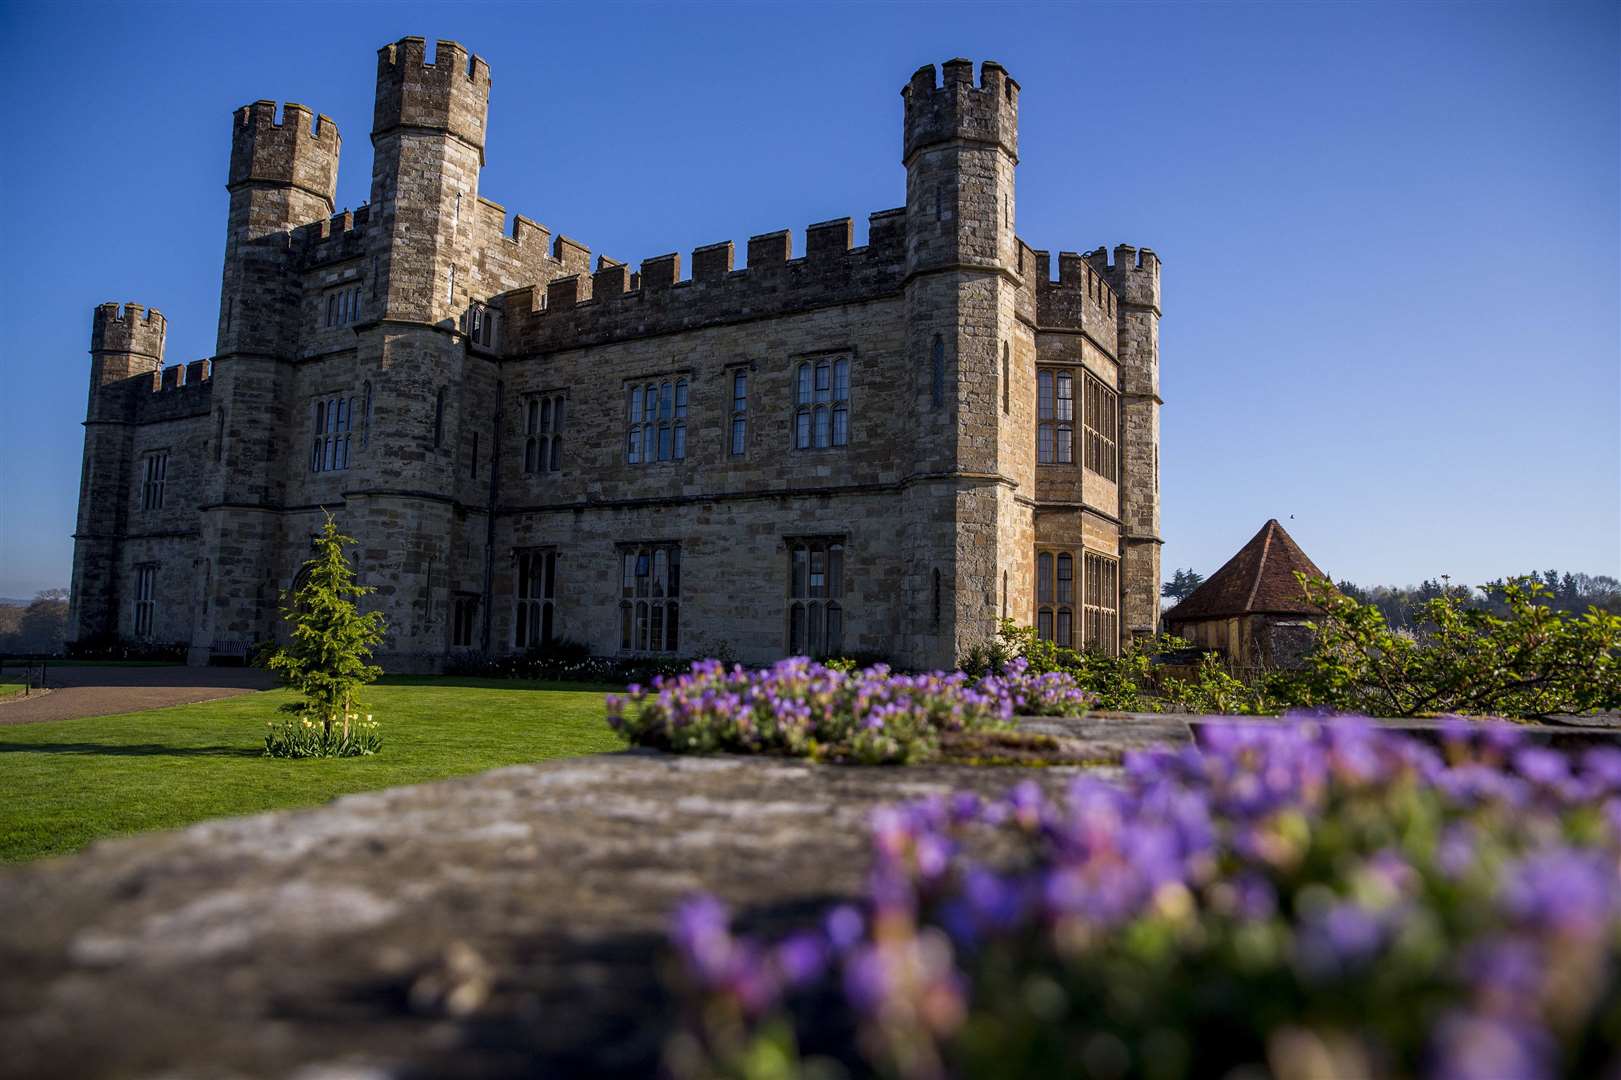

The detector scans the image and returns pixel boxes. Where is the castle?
[68,38,1163,671]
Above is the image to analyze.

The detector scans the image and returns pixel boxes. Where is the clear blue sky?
[1,0,1616,599]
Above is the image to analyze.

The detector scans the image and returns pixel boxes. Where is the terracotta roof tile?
[1164,519,1332,622]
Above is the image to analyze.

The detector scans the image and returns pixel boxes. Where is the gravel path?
[0,666,276,726]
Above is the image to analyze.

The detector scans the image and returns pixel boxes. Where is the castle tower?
[198,102,339,660]
[217,101,339,355]
[368,37,489,326]
[69,304,167,645]
[901,59,1022,667]
[1099,245,1163,637]
[342,38,492,660]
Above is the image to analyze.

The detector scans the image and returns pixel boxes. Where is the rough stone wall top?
[227,101,339,204]
[502,209,907,353]
[374,37,490,159]
[902,59,1019,164]
[1090,244,1161,313]
[90,303,166,360]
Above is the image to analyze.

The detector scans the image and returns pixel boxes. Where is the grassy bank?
[0,676,623,862]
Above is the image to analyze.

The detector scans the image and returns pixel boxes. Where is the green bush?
[962,620,1190,713]
[263,515,387,758]
[1282,574,1621,718]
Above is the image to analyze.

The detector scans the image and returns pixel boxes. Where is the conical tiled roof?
[1165,519,1331,622]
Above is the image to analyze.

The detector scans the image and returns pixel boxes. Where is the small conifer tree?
[264,513,387,757]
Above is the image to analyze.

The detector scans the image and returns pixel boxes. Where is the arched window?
[729,370,748,456]
[214,409,225,463]
[433,387,446,449]
[931,568,942,628]
[786,539,844,656]
[625,378,686,465]
[310,394,354,473]
[794,357,850,450]
[620,543,681,653]
[514,550,557,649]
[524,393,564,474]
[1002,343,1010,414]
[1037,370,1074,465]
[1084,552,1120,656]
[930,335,945,409]
[360,381,372,450]
[1035,550,1075,646]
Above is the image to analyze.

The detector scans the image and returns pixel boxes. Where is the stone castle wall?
[67,40,1162,670]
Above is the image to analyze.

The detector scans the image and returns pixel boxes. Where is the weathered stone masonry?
[67,39,1163,671]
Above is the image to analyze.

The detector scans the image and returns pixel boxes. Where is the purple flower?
[1430,1010,1555,1080]
[1500,848,1618,935]
[774,931,829,989]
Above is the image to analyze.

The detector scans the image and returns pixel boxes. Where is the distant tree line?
[0,589,68,655]
[1162,565,1621,630]
[1335,571,1621,630]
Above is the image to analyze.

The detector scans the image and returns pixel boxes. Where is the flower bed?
[606,657,1095,765]
[664,719,1621,1078]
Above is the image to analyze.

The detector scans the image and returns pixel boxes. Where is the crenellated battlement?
[228,101,339,204]
[902,58,1018,165]
[91,302,166,359]
[475,196,550,252]
[498,209,908,353]
[286,205,373,268]
[1086,244,1161,310]
[1026,249,1121,353]
[374,36,490,159]
[146,359,211,391]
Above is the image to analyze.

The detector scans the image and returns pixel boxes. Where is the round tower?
[368,37,491,327]
[217,101,339,355]
[902,58,1019,274]
[89,302,165,393]
[226,101,339,242]
[71,302,168,648]
[899,60,1023,669]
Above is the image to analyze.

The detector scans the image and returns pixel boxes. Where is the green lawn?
[0,677,625,862]
[0,679,24,700]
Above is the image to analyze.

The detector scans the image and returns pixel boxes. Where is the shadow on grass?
[376,675,625,693]
[0,742,262,758]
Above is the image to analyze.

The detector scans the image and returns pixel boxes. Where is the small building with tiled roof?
[1163,519,1334,668]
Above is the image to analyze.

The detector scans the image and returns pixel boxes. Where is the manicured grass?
[0,679,24,700]
[0,676,625,863]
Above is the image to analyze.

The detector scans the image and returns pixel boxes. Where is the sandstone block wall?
[68,43,1162,669]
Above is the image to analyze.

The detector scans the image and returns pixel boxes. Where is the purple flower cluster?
[606,657,1094,764]
[665,718,1621,1079]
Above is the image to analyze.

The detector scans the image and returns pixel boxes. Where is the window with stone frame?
[1084,551,1120,656]
[1036,369,1074,465]
[467,302,499,350]
[729,369,748,456]
[626,377,688,465]
[324,284,363,328]
[620,543,680,653]
[133,564,156,638]
[1034,549,1076,648]
[310,394,355,473]
[140,451,168,510]
[524,392,565,474]
[451,592,480,649]
[793,355,850,450]
[514,549,557,650]
[786,538,845,656]
[1083,372,1119,481]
